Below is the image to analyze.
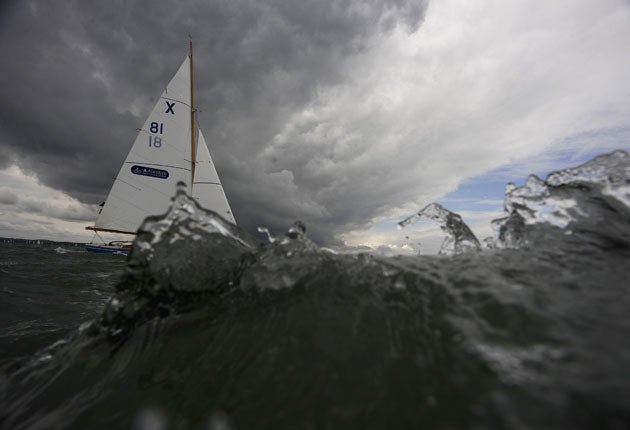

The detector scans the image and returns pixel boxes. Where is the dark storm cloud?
[2,0,630,250]
[0,0,429,243]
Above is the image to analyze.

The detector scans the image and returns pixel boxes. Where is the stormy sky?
[1,0,629,250]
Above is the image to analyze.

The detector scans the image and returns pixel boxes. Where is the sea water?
[1,151,629,429]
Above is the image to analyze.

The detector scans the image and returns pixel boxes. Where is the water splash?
[101,188,324,337]
[492,150,630,248]
[136,181,254,253]
[3,151,630,430]
[100,182,259,339]
[546,150,630,207]
[257,226,277,243]
[240,221,327,292]
[398,203,481,255]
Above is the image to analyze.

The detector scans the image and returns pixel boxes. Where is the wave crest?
[492,150,630,248]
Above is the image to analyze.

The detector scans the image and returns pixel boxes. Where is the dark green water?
[0,245,125,362]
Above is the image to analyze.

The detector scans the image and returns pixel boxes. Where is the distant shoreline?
[0,237,85,246]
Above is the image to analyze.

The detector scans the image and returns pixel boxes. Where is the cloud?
[252,0,630,243]
[0,165,97,241]
[0,0,430,242]
[0,189,19,205]
[1,0,629,246]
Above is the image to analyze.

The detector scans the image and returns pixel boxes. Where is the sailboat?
[86,42,235,255]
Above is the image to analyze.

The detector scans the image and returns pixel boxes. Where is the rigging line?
[124,161,191,172]
[136,119,191,140]
[159,96,191,108]
[123,172,188,201]
[98,210,145,232]
[127,142,190,164]
[193,181,222,186]
[105,169,188,216]
[99,194,153,218]
[115,178,142,191]
[95,203,142,230]
[137,123,189,137]
[96,191,167,230]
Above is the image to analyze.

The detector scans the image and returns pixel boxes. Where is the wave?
[52,246,85,254]
[398,202,481,255]
[400,150,630,254]
[491,150,630,249]
[1,151,629,429]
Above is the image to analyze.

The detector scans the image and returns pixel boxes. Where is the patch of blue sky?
[440,125,630,214]
[355,126,630,250]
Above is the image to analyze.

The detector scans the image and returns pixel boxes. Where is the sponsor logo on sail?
[130,165,169,179]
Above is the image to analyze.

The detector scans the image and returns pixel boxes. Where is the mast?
[189,39,196,184]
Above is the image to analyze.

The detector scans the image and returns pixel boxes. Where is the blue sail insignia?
[130,165,169,179]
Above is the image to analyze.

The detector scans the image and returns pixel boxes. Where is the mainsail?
[89,48,234,237]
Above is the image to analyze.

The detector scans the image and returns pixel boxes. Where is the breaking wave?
[1,151,629,429]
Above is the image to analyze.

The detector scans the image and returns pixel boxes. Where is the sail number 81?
[149,122,164,148]
[150,122,164,134]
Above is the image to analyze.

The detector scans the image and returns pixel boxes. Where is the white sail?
[94,57,193,233]
[192,131,236,224]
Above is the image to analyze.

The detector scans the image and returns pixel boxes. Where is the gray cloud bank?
[1,0,629,245]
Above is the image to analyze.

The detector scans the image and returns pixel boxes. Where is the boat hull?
[85,244,129,255]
